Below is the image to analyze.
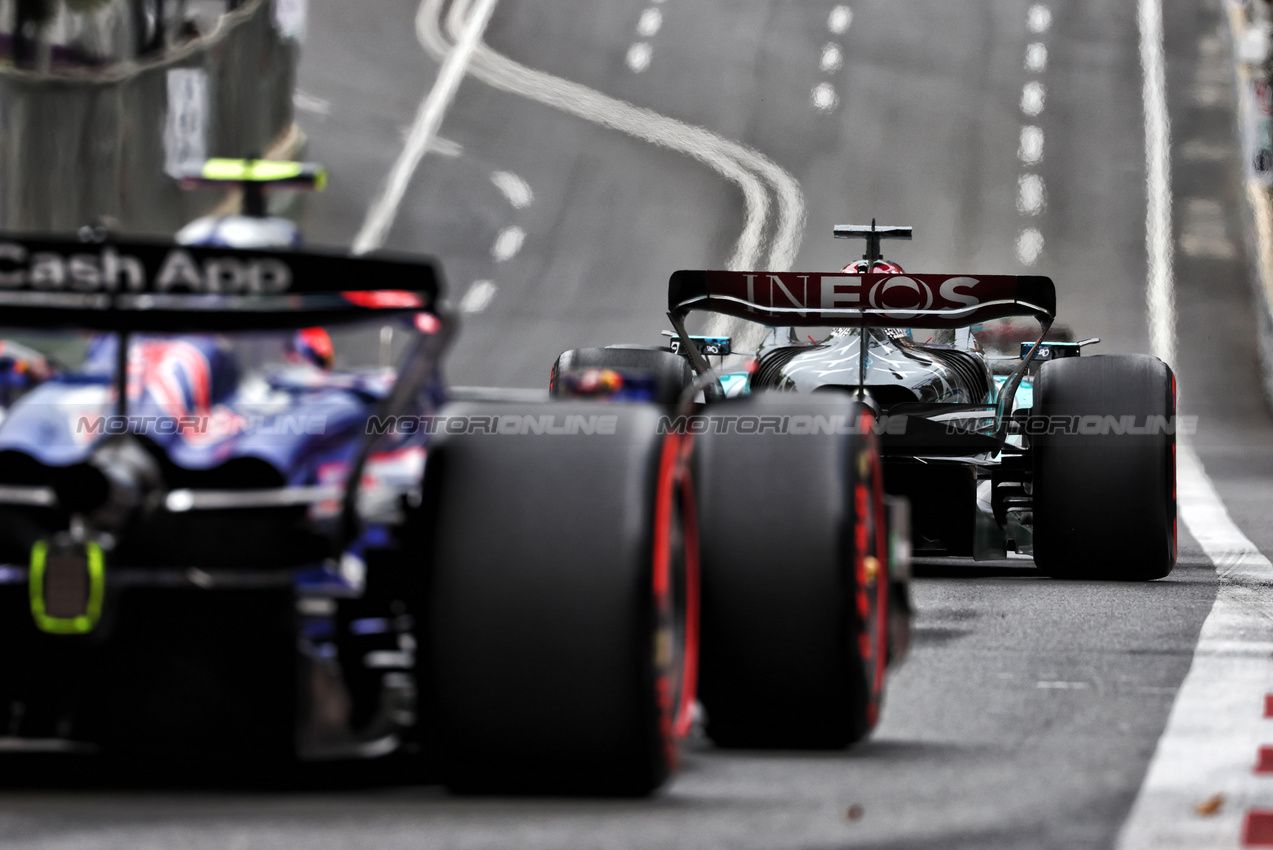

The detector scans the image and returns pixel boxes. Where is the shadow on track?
[912,558,1040,579]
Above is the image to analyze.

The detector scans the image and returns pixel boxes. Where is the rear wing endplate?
[0,233,440,332]
[668,270,1055,329]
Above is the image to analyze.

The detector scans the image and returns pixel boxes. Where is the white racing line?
[356,0,806,342]
[408,0,805,345]
[1116,1,1273,847]
[351,0,500,256]
[418,0,803,274]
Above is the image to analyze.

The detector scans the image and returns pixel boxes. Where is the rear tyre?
[694,393,889,748]
[417,402,695,794]
[1031,354,1176,580]
[550,347,692,407]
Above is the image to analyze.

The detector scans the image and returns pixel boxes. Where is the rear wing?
[177,159,328,193]
[0,233,440,332]
[178,159,327,218]
[668,270,1055,329]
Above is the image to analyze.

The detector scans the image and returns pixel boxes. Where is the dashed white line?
[1179,198,1238,260]
[1021,81,1047,116]
[814,7,849,113]
[1019,125,1045,164]
[636,8,663,38]
[1025,42,1048,73]
[490,226,525,261]
[490,170,533,208]
[626,42,652,73]
[811,82,839,113]
[1015,228,1044,265]
[458,280,498,313]
[828,5,852,35]
[627,6,664,72]
[1027,4,1052,34]
[820,43,844,73]
[352,0,499,254]
[1017,174,1047,215]
[420,0,805,272]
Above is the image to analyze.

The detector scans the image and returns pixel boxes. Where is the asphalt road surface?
[4,1,1272,848]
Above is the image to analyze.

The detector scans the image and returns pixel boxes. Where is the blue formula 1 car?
[0,174,699,795]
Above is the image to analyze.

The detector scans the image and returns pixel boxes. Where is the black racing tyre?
[550,347,692,407]
[693,393,889,749]
[1031,354,1176,580]
[417,401,696,795]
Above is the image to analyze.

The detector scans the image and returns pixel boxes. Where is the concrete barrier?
[1226,0,1273,409]
[0,0,297,235]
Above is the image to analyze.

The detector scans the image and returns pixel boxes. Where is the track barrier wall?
[1227,0,1273,409]
[0,0,297,235]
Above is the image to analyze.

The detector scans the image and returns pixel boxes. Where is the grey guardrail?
[0,0,296,235]
[1226,2,1273,408]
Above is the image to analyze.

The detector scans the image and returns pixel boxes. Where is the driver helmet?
[175,215,302,249]
[841,259,912,341]
[288,327,335,371]
[843,259,905,274]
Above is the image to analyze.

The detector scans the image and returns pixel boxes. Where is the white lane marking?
[626,42,652,73]
[420,0,805,273]
[1021,81,1046,116]
[1016,228,1044,265]
[352,0,499,254]
[1179,198,1237,260]
[1116,447,1273,849]
[1180,139,1228,162]
[490,170,533,208]
[1025,42,1048,73]
[458,280,498,313]
[1028,4,1052,34]
[1138,0,1175,368]
[828,5,852,35]
[1019,125,1044,164]
[820,43,844,73]
[1118,1,1273,846]
[636,7,662,37]
[490,225,525,261]
[1017,174,1047,215]
[1037,681,1092,690]
[293,90,331,115]
[811,82,839,113]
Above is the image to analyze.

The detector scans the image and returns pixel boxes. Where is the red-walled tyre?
[416,401,697,794]
[693,393,890,748]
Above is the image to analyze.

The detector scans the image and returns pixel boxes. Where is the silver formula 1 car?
[551,222,1174,746]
